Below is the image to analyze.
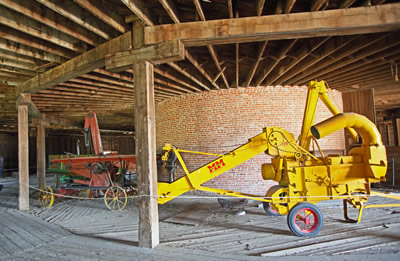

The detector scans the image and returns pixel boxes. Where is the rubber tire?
[263,202,282,216]
[287,203,323,237]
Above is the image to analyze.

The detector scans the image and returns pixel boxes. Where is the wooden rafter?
[37,0,114,40]
[291,32,399,85]
[159,0,180,24]
[255,40,297,86]
[167,62,210,91]
[0,25,76,59]
[154,67,201,92]
[185,49,220,89]
[265,37,329,86]
[145,4,400,46]
[311,0,328,11]
[18,32,132,94]
[324,52,400,83]
[340,0,356,8]
[193,0,229,89]
[0,0,103,46]
[283,0,296,14]
[0,6,87,53]
[242,41,267,87]
[74,0,127,33]
[121,0,157,26]
[275,35,358,85]
[257,0,265,16]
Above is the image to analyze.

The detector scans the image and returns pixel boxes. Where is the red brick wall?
[156,85,345,196]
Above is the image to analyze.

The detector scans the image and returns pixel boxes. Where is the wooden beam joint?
[17,93,40,118]
[105,39,185,72]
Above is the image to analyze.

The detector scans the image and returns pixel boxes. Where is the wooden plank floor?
[1,175,400,260]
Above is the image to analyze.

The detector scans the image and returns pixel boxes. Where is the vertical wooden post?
[18,104,29,210]
[392,117,399,146]
[37,114,46,189]
[396,118,400,146]
[134,61,159,248]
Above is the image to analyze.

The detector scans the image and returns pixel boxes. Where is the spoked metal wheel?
[263,202,281,216]
[39,186,55,208]
[104,186,127,211]
[287,203,323,237]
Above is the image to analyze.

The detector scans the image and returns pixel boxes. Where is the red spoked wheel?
[263,202,281,216]
[287,203,323,237]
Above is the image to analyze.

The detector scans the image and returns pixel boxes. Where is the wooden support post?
[134,61,159,248]
[392,117,399,146]
[18,104,29,210]
[37,114,46,189]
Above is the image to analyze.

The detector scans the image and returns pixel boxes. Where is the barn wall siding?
[156,85,345,195]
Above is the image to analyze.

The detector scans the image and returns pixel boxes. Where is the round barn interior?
[156,85,345,195]
[0,0,400,257]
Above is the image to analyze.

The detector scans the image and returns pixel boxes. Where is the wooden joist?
[145,4,400,46]
[17,32,132,94]
[105,39,185,72]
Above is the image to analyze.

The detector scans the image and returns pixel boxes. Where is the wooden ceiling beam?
[58,81,133,95]
[266,37,328,85]
[0,71,30,82]
[332,70,393,87]
[80,74,133,89]
[0,50,44,66]
[330,68,391,86]
[37,0,114,40]
[121,0,157,26]
[284,0,296,14]
[0,39,66,64]
[154,77,190,93]
[322,52,400,83]
[257,0,265,16]
[124,0,202,93]
[18,32,131,94]
[154,67,201,92]
[0,6,87,53]
[0,25,76,59]
[17,93,40,118]
[242,41,267,87]
[337,77,398,92]
[292,33,399,85]
[94,69,133,82]
[185,49,220,89]
[160,0,180,24]
[154,84,183,96]
[340,0,356,8]
[0,59,41,73]
[74,0,127,33]
[32,92,132,102]
[38,88,132,100]
[0,67,37,77]
[0,0,103,46]
[311,0,328,11]
[275,36,356,85]
[194,0,229,89]
[255,40,297,86]
[145,3,400,46]
[167,62,211,91]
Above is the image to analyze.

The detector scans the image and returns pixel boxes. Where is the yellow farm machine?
[158,80,400,236]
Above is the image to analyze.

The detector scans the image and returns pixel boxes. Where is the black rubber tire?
[263,202,282,216]
[287,202,323,237]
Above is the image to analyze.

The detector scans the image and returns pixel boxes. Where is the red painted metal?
[50,111,137,195]
[294,208,319,233]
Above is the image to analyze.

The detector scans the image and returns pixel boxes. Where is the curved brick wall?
[156,85,345,196]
